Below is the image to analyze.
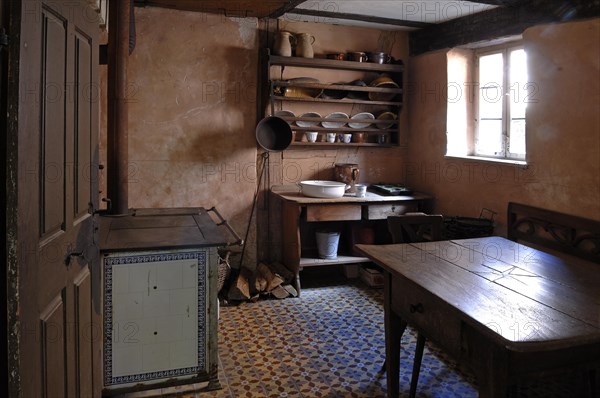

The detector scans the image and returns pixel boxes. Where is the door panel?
[74,267,93,398]
[13,1,100,396]
[41,7,67,238]
[40,293,67,398]
[74,30,92,220]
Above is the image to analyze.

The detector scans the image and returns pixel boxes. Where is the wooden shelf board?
[272,81,403,94]
[290,142,393,148]
[271,96,402,107]
[269,54,404,73]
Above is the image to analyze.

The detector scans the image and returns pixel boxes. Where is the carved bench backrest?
[507,202,600,263]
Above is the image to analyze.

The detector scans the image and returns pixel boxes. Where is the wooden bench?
[507,202,600,264]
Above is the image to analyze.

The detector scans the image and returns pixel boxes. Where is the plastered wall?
[100,9,411,269]
[99,8,599,269]
[100,8,260,268]
[405,18,600,233]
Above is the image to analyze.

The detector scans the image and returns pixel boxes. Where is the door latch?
[64,243,84,266]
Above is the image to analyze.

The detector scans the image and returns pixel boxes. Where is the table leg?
[478,346,509,398]
[384,272,407,398]
[409,333,426,398]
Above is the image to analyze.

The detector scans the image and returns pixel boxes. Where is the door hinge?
[0,28,8,48]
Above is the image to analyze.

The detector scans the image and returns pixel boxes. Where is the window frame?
[474,41,527,161]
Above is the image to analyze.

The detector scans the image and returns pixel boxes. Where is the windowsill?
[445,154,528,167]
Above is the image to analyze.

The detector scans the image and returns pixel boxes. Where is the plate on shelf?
[368,75,399,101]
[348,112,374,128]
[322,112,349,128]
[375,111,397,129]
[274,110,295,124]
[297,112,321,128]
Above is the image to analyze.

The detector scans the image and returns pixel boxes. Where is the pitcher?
[334,163,360,193]
[295,33,315,58]
[273,31,295,57]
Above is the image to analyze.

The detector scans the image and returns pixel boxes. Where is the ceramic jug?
[334,163,360,193]
[295,33,315,58]
[273,31,295,57]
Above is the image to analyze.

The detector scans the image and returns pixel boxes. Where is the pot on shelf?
[367,52,391,64]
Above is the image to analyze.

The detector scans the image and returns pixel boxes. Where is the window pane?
[511,95,527,119]
[509,49,528,119]
[479,87,503,118]
[510,49,527,86]
[476,119,503,156]
[509,119,526,156]
[479,53,503,87]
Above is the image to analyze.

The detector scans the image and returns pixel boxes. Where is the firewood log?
[268,262,294,284]
[255,274,268,293]
[227,267,252,301]
[257,262,284,292]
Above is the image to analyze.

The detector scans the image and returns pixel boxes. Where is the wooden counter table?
[356,236,600,398]
[271,185,433,295]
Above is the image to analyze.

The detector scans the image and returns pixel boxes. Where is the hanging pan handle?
[207,207,244,246]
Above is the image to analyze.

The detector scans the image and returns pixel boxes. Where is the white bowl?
[349,112,375,128]
[299,180,348,198]
[305,132,319,142]
[322,112,349,128]
[297,112,321,128]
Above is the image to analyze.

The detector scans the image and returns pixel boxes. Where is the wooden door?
[7,0,100,396]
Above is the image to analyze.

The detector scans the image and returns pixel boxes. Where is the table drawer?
[391,276,461,356]
[306,204,362,222]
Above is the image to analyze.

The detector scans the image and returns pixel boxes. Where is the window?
[475,44,528,160]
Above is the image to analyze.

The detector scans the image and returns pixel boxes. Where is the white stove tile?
[112,265,130,294]
[127,263,157,294]
[169,340,198,369]
[156,260,185,290]
[112,292,143,323]
[141,342,171,373]
[182,261,198,289]
[143,289,170,318]
[154,315,183,343]
[169,287,196,316]
[112,344,142,377]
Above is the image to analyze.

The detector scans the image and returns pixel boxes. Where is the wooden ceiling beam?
[286,8,432,29]
[133,0,290,18]
[269,0,308,19]
[465,0,523,5]
[409,0,600,55]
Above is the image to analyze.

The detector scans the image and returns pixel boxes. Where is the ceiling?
[132,0,599,54]
[134,0,511,30]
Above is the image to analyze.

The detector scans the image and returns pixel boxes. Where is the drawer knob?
[410,303,424,314]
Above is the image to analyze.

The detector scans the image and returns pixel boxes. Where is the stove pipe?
[106,0,131,214]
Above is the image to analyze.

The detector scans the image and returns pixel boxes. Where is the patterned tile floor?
[133,266,589,398]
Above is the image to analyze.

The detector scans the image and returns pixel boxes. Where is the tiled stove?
[99,207,237,395]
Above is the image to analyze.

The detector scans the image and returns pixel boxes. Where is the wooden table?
[356,236,600,397]
[271,185,433,295]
